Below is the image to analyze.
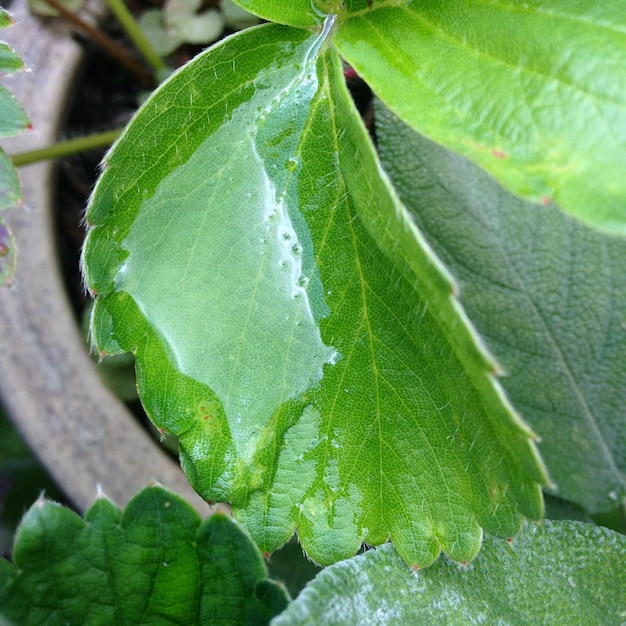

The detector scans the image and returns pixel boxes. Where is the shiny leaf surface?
[0,486,288,624]
[376,104,626,514]
[335,1,626,234]
[274,521,626,625]
[83,22,546,568]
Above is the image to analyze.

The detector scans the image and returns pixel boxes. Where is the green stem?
[10,129,123,167]
[104,0,169,75]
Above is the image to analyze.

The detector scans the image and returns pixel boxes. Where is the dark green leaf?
[274,521,626,625]
[0,485,289,625]
[335,1,626,234]
[376,104,626,514]
[83,23,546,569]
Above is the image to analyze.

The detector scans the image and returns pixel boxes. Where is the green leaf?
[0,86,29,139]
[376,104,626,514]
[0,149,21,211]
[0,8,13,28]
[231,0,323,27]
[273,520,626,625]
[334,1,626,235]
[0,485,289,625]
[83,22,546,569]
[1,15,27,287]
[0,41,25,76]
[0,219,16,286]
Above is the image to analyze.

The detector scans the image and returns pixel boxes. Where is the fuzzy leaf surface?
[0,485,288,625]
[83,23,545,568]
[335,1,626,235]
[376,105,626,514]
[273,520,626,625]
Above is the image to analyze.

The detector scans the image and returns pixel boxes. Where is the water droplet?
[282,232,292,241]
[291,243,302,255]
[285,158,298,172]
[298,276,310,288]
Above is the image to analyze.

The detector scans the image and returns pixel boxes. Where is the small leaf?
[84,22,546,569]
[0,86,29,138]
[0,41,25,76]
[0,219,16,286]
[0,149,22,210]
[334,1,626,235]
[0,485,289,624]
[376,104,626,514]
[273,521,626,625]
[0,8,14,28]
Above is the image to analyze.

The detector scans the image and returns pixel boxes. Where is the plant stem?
[104,0,169,76]
[40,0,155,86]
[10,129,123,167]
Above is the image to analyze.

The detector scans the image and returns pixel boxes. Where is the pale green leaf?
[83,22,545,569]
[0,41,25,76]
[334,1,626,235]
[0,86,29,138]
[0,149,21,211]
[0,219,16,286]
[376,104,626,514]
[273,520,626,625]
[0,485,289,624]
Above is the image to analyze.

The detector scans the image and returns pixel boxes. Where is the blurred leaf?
[0,220,16,286]
[0,9,14,28]
[1,13,28,287]
[27,0,85,18]
[0,485,289,624]
[140,0,225,56]
[0,87,29,138]
[335,1,626,234]
[83,22,546,569]
[376,104,626,514]
[0,41,25,76]
[273,521,626,625]
[220,0,261,30]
